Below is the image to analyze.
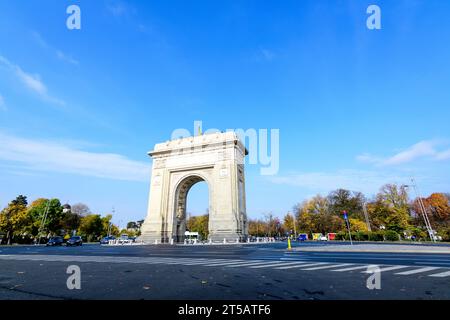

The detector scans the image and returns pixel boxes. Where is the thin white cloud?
[357,140,450,166]
[0,94,6,111]
[0,132,150,182]
[268,170,412,195]
[15,67,47,95]
[355,153,382,164]
[256,48,276,62]
[260,49,275,61]
[106,1,135,17]
[31,31,50,49]
[384,141,437,165]
[0,55,65,106]
[435,149,450,161]
[32,31,79,65]
[56,50,79,65]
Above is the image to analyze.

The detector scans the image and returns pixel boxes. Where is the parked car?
[319,235,328,241]
[46,236,64,246]
[297,234,308,241]
[100,236,116,244]
[66,236,83,246]
[327,233,337,241]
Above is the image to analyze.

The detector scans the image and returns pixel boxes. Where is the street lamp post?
[363,203,372,232]
[403,179,435,243]
[37,200,50,245]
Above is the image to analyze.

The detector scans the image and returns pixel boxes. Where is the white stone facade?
[140,132,248,243]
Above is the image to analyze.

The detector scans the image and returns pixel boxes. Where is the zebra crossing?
[0,254,449,278]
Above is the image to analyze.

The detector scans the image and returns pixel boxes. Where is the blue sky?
[1,0,450,228]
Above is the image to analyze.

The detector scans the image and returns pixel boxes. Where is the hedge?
[334,231,397,242]
[384,230,400,241]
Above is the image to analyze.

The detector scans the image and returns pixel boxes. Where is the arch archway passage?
[140,132,249,243]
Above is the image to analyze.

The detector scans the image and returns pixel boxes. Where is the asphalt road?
[0,242,449,300]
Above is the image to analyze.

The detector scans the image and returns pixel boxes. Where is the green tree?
[101,214,120,237]
[11,195,28,206]
[126,221,138,230]
[79,214,103,242]
[27,198,64,237]
[61,210,82,236]
[328,189,365,219]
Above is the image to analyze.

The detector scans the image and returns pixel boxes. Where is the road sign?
[343,211,348,220]
[342,211,353,245]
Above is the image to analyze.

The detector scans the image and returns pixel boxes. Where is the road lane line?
[179,260,226,265]
[301,264,353,271]
[413,262,450,266]
[274,262,328,270]
[332,265,372,272]
[247,262,288,268]
[428,270,450,278]
[225,261,271,268]
[248,261,310,269]
[395,267,441,275]
[203,260,250,267]
[362,266,408,273]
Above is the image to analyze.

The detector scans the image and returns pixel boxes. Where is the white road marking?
[179,260,226,265]
[202,260,248,266]
[362,266,408,273]
[301,264,353,271]
[332,265,373,272]
[428,270,450,278]
[395,267,440,275]
[225,261,270,268]
[274,262,328,270]
[2,254,449,279]
[247,262,288,269]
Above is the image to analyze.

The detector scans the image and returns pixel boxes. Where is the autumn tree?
[186,214,209,240]
[79,214,104,242]
[294,201,314,234]
[367,184,411,233]
[348,218,368,232]
[262,212,281,237]
[248,219,267,237]
[425,193,450,222]
[412,193,450,240]
[0,196,30,244]
[283,213,295,235]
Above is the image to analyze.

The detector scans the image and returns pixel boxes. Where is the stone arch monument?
[140,131,248,243]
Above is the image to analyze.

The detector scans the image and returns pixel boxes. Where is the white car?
[319,236,328,241]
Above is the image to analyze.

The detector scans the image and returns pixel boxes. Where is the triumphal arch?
[140,132,248,243]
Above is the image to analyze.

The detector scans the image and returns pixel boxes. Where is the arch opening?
[173,175,210,243]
